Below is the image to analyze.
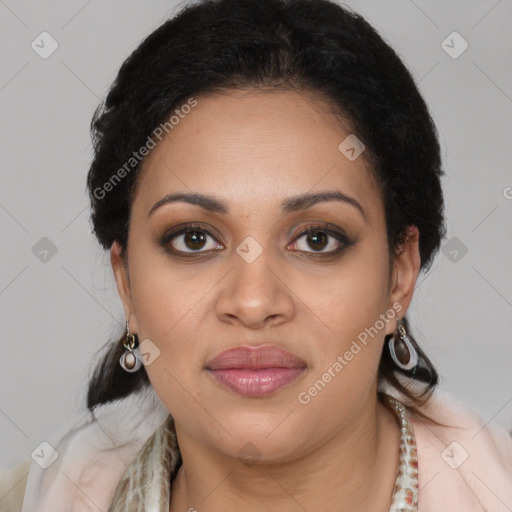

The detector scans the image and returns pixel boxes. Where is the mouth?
[205,345,307,397]
[206,367,307,397]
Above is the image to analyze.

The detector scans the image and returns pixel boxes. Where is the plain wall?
[0,0,511,467]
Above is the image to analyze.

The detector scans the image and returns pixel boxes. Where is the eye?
[160,224,223,254]
[160,222,354,258]
[289,224,353,256]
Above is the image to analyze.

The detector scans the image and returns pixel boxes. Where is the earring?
[119,322,142,373]
[388,313,418,371]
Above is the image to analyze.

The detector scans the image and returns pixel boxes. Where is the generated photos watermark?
[297,302,403,405]
[93,97,198,200]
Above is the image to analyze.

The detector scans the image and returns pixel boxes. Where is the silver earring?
[388,313,418,371]
[119,322,142,373]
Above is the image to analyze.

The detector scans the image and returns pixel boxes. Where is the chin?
[207,414,308,465]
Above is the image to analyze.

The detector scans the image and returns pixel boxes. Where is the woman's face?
[112,89,419,464]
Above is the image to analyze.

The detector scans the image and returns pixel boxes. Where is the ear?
[110,241,138,332]
[385,225,421,335]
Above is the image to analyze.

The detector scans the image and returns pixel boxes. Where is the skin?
[111,89,421,512]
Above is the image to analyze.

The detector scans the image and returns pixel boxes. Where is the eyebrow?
[148,190,366,220]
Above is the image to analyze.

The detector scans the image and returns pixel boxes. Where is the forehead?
[133,89,381,217]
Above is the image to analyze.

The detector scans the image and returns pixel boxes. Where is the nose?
[215,245,295,329]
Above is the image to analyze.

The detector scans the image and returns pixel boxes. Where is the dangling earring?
[119,322,142,373]
[388,312,418,371]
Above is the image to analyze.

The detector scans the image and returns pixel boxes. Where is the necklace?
[381,393,419,511]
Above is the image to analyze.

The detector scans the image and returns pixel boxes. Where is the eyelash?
[159,222,354,259]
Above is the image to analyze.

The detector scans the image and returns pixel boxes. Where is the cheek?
[294,254,392,422]
[126,249,204,370]
[128,260,206,414]
[128,238,203,332]
[289,265,393,445]
[298,239,391,355]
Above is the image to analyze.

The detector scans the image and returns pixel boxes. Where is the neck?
[170,390,401,512]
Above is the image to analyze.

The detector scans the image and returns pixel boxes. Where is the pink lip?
[205,345,307,397]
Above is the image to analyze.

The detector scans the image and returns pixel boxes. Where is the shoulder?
[12,385,170,512]
[0,457,31,511]
[404,385,512,511]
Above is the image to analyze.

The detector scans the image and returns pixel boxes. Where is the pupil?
[308,232,327,251]
[185,231,205,250]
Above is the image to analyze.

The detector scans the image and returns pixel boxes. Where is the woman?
[2,0,511,510]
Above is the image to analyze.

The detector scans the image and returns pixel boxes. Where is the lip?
[205,345,307,397]
[205,345,307,370]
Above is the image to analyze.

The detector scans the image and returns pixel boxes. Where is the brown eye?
[292,228,343,253]
[289,224,355,257]
[161,224,223,254]
[182,230,207,250]
[303,231,329,251]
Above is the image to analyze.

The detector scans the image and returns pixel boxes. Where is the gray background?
[0,0,511,468]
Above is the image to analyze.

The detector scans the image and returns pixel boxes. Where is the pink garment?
[2,383,511,511]
[408,386,512,510]
[411,391,512,512]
